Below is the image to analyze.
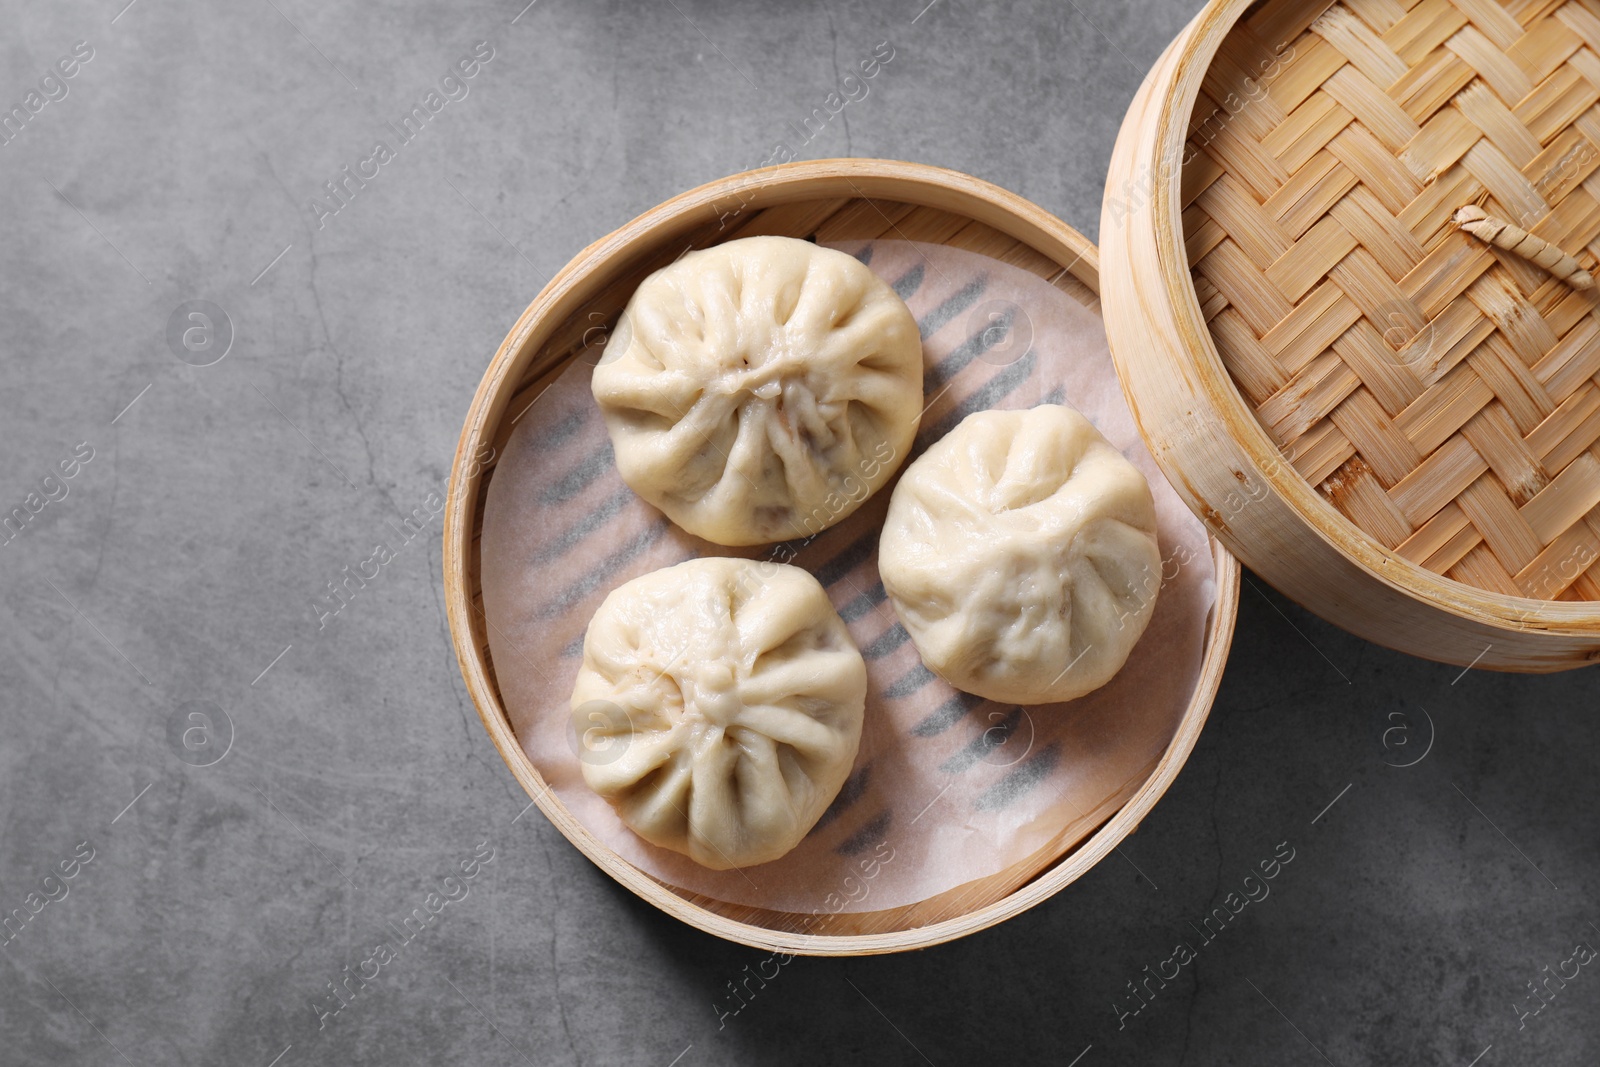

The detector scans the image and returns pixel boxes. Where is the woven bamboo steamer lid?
[1103,0,1600,671]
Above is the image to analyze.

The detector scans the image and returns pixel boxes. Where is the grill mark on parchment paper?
[1037,384,1066,407]
[926,305,1016,390]
[911,692,985,737]
[813,763,873,831]
[862,622,910,659]
[974,743,1061,812]
[939,708,1024,775]
[561,633,584,659]
[813,529,878,590]
[891,263,925,301]
[838,581,887,622]
[528,407,585,452]
[768,534,816,563]
[852,244,873,265]
[538,520,670,619]
[884,662,936,699]
[532,485,635,565]
[918,275,986,342]
[835,810,892,855]
[916,350,1039,452]
[540,442,615,505]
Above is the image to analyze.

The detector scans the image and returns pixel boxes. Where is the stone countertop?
[1,0,1595,1063]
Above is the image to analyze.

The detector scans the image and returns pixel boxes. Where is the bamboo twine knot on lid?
[1453,206,1594,292]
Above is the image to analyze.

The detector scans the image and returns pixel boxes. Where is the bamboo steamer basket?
[1103,0,1600,671]
[444,159,1240,954]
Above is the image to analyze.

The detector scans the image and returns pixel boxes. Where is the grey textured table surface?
[3,1,1599,1064]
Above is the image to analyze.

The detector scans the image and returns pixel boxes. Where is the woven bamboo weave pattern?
[1185,0,1600,601]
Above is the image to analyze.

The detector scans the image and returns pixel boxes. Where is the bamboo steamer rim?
[443,158,1241,955]
[1142,0,1600,637]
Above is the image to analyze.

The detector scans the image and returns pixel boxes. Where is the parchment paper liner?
[480,241,1216,914]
